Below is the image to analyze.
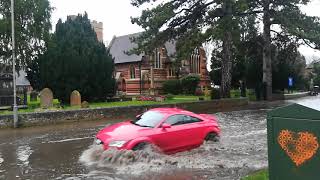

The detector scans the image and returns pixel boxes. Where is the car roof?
[148,108,194,116]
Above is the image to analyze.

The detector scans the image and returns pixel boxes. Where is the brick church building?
[109,32,210,95]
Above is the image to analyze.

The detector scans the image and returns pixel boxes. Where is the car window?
[165,115,185,126]
[131,111,165,128]
[183,115,202,124]
[165,115,202,126]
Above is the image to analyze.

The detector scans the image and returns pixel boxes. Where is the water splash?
[17,145,33,166]
[0,152,3,165]
[79,110,269,178]
[79,144,178,175]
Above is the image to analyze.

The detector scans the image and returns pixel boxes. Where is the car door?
[151,115,187,152]
[151,114,204,152]
[180,115,205,146]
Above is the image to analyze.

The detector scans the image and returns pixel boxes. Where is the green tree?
[0,0,52,71]
[210,14,263,89]
[272,38,307,91]
[27,13,115,103]
[313,63,320,86]
[130,0,259,98]
[256,0,320,99]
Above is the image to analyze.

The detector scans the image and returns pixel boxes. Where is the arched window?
[190,48,201,74]
[130,65,135,79]
[154,48,162,69]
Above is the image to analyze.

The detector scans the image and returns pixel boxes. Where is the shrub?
[211,88,221,99]
[195,88,204,96]
[181,75,200,94]
[163,79,182,95]
[230,89,241,98]
[166,94,174,100]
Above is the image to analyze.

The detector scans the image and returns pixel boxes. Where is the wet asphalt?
[0,96,318,180]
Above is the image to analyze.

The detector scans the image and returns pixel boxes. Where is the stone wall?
[0,98,249,128]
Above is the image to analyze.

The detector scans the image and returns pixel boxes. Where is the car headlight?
[109,141,127,148]
[95,138,103,145]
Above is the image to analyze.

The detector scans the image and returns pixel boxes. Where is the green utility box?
[267,103,320,180]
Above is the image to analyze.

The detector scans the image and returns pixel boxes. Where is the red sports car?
[95,108,220,154]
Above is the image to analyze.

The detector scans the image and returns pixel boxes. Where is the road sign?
[288,77,293,87]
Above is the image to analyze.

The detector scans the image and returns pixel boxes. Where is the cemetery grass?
[241,170,268,180]
[0,95,209,115]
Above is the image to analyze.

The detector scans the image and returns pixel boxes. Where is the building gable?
[109,32,176,64]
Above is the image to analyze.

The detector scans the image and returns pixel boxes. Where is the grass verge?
[241,170,268,180]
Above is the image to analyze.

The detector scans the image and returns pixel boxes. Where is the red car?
[95,108,220,154]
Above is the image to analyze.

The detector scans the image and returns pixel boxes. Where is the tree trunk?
[262,0,273,100]
[221,0,233,98]
[221,31,232,98]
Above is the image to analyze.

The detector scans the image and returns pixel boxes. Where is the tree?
[130,0,257,98]
[211,15,308,93]
[271,35,307,91]
[210,14,262,89]
[27,13,115,103]
[0,0,52,71]
[255,0,320,99]
[313,63,320,86]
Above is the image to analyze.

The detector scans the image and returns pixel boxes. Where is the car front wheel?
[205,132,220,142]
[132,142,149,151]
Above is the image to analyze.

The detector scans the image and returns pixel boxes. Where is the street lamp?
[11,0,18,128]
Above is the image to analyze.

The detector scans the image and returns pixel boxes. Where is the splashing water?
[79,110,269,178]
[79,142,226,176]
[17,145,33,166]
[0,152,3,165]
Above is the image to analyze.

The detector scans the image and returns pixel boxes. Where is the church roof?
[109,32,176,64]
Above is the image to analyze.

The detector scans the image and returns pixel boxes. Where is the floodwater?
[0,96,318,180]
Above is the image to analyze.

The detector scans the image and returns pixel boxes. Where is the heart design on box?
[278,130,319,166]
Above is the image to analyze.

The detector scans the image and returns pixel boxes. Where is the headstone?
[204,87,210,97]
[70,90,81,106]
[40,88,53,109]
[155,96,165,102]
[30,91,38,102]
[81,101,89,108]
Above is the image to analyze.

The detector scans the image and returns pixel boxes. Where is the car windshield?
[131,111,165,128]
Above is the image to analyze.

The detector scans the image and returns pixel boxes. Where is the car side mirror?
[162,123,171,129]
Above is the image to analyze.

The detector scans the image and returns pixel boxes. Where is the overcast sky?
[50,0,320,63]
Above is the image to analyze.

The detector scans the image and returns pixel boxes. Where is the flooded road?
[0,96,318,180]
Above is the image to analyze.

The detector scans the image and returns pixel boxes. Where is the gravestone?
[81,101,89,108]
[204,87,211,97]
[40,88,53,109]
[30,91,38,102]
[70,90,81,106]
[155,96,165,102]
[0,73,13,106]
